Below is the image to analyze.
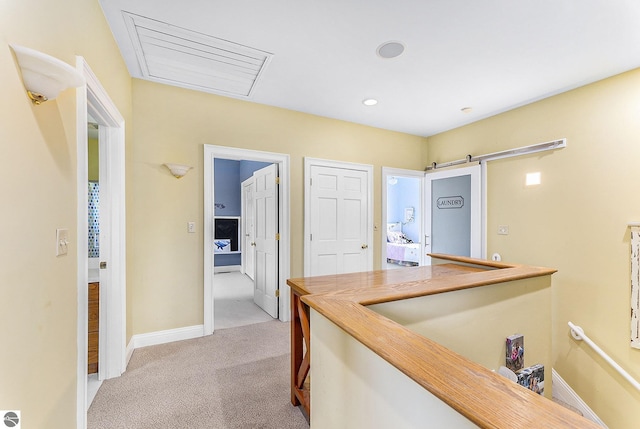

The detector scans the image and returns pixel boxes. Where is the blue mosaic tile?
[88,182,100,258]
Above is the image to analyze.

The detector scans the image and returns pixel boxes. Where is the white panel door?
[241,178,255,280]
[425,164,481,264]
[309,165,369,276]
[253,164,278,318]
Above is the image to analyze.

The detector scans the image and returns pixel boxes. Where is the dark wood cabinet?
[88,282,99,374]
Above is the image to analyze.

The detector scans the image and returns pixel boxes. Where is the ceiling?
[99,0,640,137]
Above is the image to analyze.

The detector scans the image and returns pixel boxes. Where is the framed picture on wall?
[404,207,414,223]
[214,216,240,253]
[214,238,231,253]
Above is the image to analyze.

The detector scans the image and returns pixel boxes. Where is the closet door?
[307,163,371,276]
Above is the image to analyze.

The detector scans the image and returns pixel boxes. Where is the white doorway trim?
[76,57,126,429]
[303,157,373,276]
[381,167,425,267]
[203,145,290,336]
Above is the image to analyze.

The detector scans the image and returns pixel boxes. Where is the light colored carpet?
[214,271,274,329]
[88,321,308,429]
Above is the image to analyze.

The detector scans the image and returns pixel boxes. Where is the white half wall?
[310,310,477,428]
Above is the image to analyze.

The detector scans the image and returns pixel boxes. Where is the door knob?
[361,244,368,249]
[251,242,256,246]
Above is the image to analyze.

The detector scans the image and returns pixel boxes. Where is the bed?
[386,222,420,266]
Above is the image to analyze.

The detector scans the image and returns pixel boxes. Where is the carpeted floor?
[88,321,309,429]
[214,271,274,329]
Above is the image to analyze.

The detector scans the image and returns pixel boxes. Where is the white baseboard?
[214,265,241,273]
[125,338,135,367]
[125,325,205,365]
[552,368,607,427]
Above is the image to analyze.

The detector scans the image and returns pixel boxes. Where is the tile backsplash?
[88,182,100,258]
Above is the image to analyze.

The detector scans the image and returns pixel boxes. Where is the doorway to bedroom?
[382,168,424,269]
[212,158,276,329]
[381,165,483,268]
[203,145,291,336]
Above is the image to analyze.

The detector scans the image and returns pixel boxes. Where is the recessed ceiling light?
[461,107,473,113]
[363,98,378,106]
[377,41,405,59]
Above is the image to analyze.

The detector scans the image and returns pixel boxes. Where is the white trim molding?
[76,56,127,429]
[629,223,640,348]
[552,369,607,427]
[75,58,90,429]
[127,325,205,351]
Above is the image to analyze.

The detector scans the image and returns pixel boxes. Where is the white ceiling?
[99,0,640,137]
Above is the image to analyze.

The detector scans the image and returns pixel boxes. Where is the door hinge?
[310,233,313,241]
[310,178,312,186]
[275,233,280,240]
[275,289,280,298]
[275,177,280,184]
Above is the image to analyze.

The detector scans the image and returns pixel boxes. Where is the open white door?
[253,164,278,318]
[305,159,372,276]
[425,164,482,264]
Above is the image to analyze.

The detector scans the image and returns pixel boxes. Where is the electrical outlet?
[188,222,196,233]
[498,225,509,235]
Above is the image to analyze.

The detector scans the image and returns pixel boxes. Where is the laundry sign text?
[437,196,464,209]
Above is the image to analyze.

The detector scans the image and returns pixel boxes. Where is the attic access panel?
[123,12,272,98]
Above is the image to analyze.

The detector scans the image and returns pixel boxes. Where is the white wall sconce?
[10,44,85,105]
[164,163,192,178]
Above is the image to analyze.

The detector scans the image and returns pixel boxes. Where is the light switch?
[56,228,69,256]
[187,222,196,233]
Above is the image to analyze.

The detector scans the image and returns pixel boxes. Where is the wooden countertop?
[287,254,600,429]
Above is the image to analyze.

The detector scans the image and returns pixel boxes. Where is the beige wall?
[310,309,478,428]
[425,68,640,428]
[129,79,426,336]
[0,0,132,427]
[88,136,99,181]
[370,276,552,399]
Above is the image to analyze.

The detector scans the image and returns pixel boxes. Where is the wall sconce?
[164,163,192,178]
[10,44,84,105]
